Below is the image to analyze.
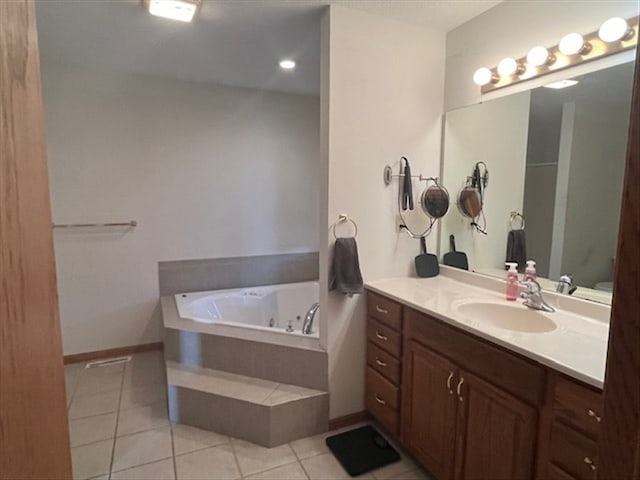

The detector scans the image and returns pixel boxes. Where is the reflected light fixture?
[527,46,555,67]
[497,57,524,76]
[473,67,497,86]
[279,59,296,70]
[144,0,200,23]
[544,79,579,89]
[559,33,590,55]
[599,17,633,42]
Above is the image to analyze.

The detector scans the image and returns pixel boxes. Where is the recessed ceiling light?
[279,59,296,70]
[144,0,200,23]
[544,79,579,89]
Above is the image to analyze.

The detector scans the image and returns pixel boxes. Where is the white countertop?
[366,273,609,389]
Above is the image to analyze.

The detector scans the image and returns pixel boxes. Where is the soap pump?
[525,260,537,281]
[505,262,519,301]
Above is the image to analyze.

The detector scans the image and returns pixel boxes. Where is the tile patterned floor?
[65,351,431,480]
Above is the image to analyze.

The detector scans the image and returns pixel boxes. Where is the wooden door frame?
[597,42,640,479]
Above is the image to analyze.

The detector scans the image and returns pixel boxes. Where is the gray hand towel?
[506,229,527,273]
[329,237,364,295]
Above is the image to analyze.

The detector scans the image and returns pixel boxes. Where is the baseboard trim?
[328,411,370,431]
[63,342,163,365]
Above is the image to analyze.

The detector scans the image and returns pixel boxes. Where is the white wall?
[43,67,320,355]
[445,0,640,111]
[441,92,530,271]
[319,6,445,418]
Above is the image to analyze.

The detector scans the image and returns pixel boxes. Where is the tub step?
[166,361,328,447]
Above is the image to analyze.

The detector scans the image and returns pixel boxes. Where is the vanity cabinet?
[402,308,539,480]
[365,292,404,436]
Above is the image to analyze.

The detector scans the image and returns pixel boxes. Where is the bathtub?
[175,281,319,339]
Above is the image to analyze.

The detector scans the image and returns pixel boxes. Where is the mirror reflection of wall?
[441,60,635,305]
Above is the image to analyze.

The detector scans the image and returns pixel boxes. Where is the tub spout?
[302,302,320,335]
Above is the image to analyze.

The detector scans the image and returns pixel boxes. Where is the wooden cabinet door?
[455,371,537,480]
[402,340,458,480]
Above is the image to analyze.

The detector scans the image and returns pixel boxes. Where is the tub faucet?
[556,275,576,295]
[302,302,319,335]
[519,280,555,313]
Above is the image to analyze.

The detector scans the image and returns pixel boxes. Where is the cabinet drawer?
[553,376,603,439]
[366,392,399,435]
[367,342,401,385]
[550,423,597,480]
[367,319,402,358]
[367,292,402,331]
[366,367,399,410]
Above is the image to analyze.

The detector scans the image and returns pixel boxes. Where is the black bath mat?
[325,425,401,476]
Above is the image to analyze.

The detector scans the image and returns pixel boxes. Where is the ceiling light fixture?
[543,79,579,89]
[144,0,200,23]
[598,17,633,42]
[527,46,555,67]
[279,59,296,70]
[559,33,591,55]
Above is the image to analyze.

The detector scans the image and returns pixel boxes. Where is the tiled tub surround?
[65,352,430,480]
[367,266,611,388]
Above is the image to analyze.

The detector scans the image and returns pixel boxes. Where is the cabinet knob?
[375,358,387,367]
[375,305,389,315]
[375,332,388,341]
[374,394,386,406]
[583,457,596,471]
[456,377,465,401]
[446,372,454,395]
[588,409,601,422]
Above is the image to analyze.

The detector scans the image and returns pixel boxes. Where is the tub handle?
[374,395,386,406]
[375,305,389,315]
[375,358,387,367]
[375,332,388,341]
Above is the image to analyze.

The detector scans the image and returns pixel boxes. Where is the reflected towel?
[329,237,364,295]
[506,229,527,273]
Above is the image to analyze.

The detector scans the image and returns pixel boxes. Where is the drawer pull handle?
[446,372,454,395]
[375,358,388,367]
[375,305,389,315]
[583,457,596,471]
[456,377,464,401]
[588,409,601,422]
[375,332,388,341]
[374,395,386,406]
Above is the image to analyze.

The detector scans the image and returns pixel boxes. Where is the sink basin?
[456,302,557,333]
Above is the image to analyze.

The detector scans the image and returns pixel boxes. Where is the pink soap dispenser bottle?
[505,262,519,301]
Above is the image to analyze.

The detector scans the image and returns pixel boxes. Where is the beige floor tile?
[388,468,433,480]
[111,458,175,480]
[301,452,374,480]
[83,362,125,376]
[69,391,120,419]
[75,371,123,396]
[69,412,117,447]
[120,381,167,409]
[175,444,240,480]
[112,427,173,472]
[172,423,228,455]
[371,456,418,480]
[117,402,169,436]
[289,430,331,460]
[231,438,297,477]
[71,439,113,480]
[246,461,308,479]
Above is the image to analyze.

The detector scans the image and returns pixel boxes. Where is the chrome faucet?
[302,302,319,335]
[520,280,555,313]
[556,275,575,295]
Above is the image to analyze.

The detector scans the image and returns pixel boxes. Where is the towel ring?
[510,211,525,230]
[333,214,358,239]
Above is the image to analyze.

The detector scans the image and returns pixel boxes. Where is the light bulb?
[497,57,521,77]
[599,17,631,42]
[473,67,494,86]
[527,46,554,67]
[279,59,296,70]
[559,33,588,55]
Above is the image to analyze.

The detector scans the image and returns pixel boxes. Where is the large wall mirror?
[440,58,635,305]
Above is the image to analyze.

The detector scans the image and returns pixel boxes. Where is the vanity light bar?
[475,15,638,94]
